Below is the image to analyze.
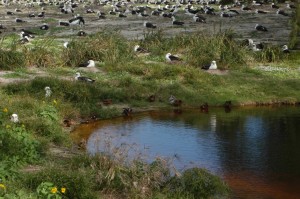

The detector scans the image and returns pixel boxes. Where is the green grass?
[0,25,299,199]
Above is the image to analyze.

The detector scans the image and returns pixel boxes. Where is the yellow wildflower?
[53,100,57,105]
[3,108,8,113]
[6,125,11,129]
[0,184,6,189]
[22,124,25,128]
[61,187,66,194]
[51,187,57,194]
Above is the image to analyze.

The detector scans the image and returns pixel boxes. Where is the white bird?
[45,86,52,97]
[63,41,69,48]
[75,72,95,83]
[201,60,217,70]
[11,113,19,123]
[165,53,182,62]
[78,60,95,67]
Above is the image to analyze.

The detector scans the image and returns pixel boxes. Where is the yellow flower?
[6,125,11,129]
[3,108,8,113]
[22,124,25,128]
[51,187,57,194]
[61,187,66,194]
[53,100,57,105]
[0,183,6,189]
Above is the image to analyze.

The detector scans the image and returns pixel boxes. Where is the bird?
[165,53,182,62]
[37,12,45,17]
[11,113,19,123]
[171,16,184,25]
[224,101,232,113]
[220,12,233,17]
[15,18,26,23]
[193,15,206,23]
[144,21,156,28]
[282,45,290,53]
[169,95,182,106]
[44,86,52,98]
[201,60,217,70]
[19,36,32,44]
[134,45,149,53]
[276,9,288,16]
[77,30,87,36]
[7,11,14,15]
[252,43,264,51]
[28,13,35,17]
[287,3,296,9]
[59,21,70,26]
[200,103,209,113]
[78,60,95,67]
[271,3,279,9]
[63,41,69,48]
[255,24,267,31]
[241,5,252,11]
[69,16,85,26]
[40,24,49,30]
[255,9,267,14]
[122,108,132,116]
[75,72,95,83]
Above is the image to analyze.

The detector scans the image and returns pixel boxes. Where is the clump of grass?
[63,31,135,67]
[289,2,300,48]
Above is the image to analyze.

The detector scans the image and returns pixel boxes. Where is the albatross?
[75,72,95,83]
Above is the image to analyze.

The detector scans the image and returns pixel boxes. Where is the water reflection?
[72,106,300,198]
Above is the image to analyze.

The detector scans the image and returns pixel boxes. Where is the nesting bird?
[11,113,19,123]
[75,72,95,83]
[144,21,156,28]
[201,61,217,70]
[171,16,184,25]
[78,60,95,67]
[282,45,290,53]
[255,24,267,32]
[134,45,149,53]
[165,53,182,62]
[45,86,52,98]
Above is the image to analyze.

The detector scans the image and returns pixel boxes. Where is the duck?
[200,103,209,113]
[123,108,132,116]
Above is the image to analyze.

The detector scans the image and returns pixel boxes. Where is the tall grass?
[289,2,300,49]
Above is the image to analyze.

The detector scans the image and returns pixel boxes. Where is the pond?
[72,106,300,198]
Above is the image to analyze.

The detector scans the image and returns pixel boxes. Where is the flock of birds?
[1,0,296,122]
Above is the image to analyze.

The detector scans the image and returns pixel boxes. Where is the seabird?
[69,16,85,26]
[28,13,35,17]
[252,43,263,51]
[165,53,182,62]
[15,18,26,23]
[241,5,252,11]
[201,60,217,70]
[220,12,233,17]
[77,30,87,36]
[19,36,31,44]
[287,3,296,9]
[15,8,22,12]
[63,41,69,48]
[144,21,156,28]
[193,15,206,23]
[40,24,49,30]
[255,24,267,31]
[271,3,279,9]
[45,86,52,98]
[11,113,19,123]
[7,11,14,15]
[276,9,288,16]
[38,12,45,17]
[59,21,70,26]
[172,16,184,25]
[75,72,95,83]
[255,9,267,14]
[78,60,95,67]
[134,45,149,53]
[282,45,290,53]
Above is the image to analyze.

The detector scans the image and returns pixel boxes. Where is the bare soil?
[0,3,293,46]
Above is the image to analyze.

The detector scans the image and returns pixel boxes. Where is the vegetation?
[0,12,300,198]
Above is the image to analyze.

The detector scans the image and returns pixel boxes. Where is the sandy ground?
[0,2,293,45]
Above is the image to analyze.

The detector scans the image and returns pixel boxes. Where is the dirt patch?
[0,3,292,46]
